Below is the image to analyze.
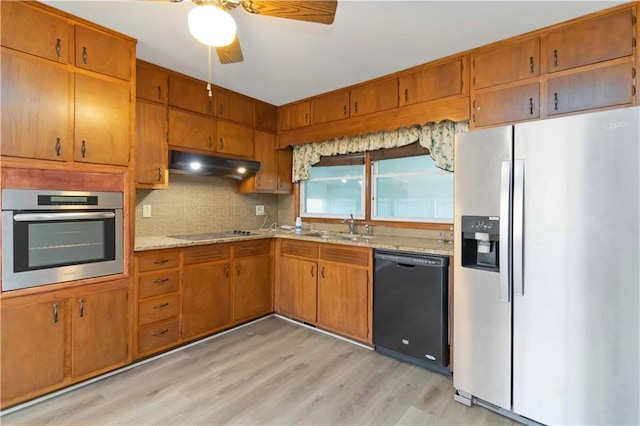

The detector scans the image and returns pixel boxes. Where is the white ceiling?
[43,0,625,106]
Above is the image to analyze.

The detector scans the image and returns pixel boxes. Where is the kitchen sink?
[301,231,373,242]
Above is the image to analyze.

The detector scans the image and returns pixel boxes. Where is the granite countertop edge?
[135,230,454,257]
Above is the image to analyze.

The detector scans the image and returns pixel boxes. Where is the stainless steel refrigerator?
[453,106,639,425]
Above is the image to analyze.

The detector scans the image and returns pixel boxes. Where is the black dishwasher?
[373,250,450,375]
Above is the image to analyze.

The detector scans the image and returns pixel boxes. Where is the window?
[300,162,365,219]
[372,155,453,222]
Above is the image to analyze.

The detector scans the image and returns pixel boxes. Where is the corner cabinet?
[276,239,372,344]
[237,132,293,194]
[0,280,130,409]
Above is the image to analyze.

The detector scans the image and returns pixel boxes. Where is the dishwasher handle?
[375,252,448,268]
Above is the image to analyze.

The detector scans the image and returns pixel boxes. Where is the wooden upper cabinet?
[136,61,168,104]
[399,58,463,106]
[75,25,131,80]
[168,108,216,152]
[277,148,293,193]
[546,61,634,116]
[0,1,70,63]
[312,90,350,124]
[279,101,310,131]
[136,101,168,187]
[473,37,540,89]
[350,78,399,117]
[546,9,635,73]
[1,51,71,162]
[74,73,130,166]
[216,89,254,125]
[255,101,278,131]
[216,121,254,158]
[472,82,540,127]
[168,73,213,115]
[253,131,277,190]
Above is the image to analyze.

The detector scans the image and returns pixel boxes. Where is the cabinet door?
[168,108,216,152]
[1,1,70,63]
[255,101,277,131]
[183,263,232,338]
[279,101,310,131]
[350,78,399,117]
[399,59,463,106]
[277,148,293,194]
[472,83,540,127]
[278,256,317,324]
[312,90,350,124]
[75,73,130,166]
[254,131,277,190]
[1,299,65,405]
[75,25,131,80]
[546,9,634,73]
[168,74,213,115]
[216,89,254,125]
[136,101,168,187]
[1,52,71,161]
[317,262,369,342]
[71,287,129,378]
[546,61,634,116]
[216,121,254,158]
[233,255,272,322]
[137,61,168,103]
[473,37,540,89]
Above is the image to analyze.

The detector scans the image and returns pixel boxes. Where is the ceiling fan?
[163,0,338,64]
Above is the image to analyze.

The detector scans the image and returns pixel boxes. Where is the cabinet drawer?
[138,270,180,299]
[138,319,180,355]
[234,239,271,257]
[320,246,369,267]
[137,250,180,272]
[280,240,318,259]
[184,244,232,265]
[138,294,180,326]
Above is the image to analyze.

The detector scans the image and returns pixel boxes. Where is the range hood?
[168,150,260,180]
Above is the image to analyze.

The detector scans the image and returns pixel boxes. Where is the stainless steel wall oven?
[2,189,123,291]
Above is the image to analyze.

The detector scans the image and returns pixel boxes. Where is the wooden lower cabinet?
[1,298,66,405]
[182,262,232,338]
[0,280,129,409]
[278,256,318,324]
[233,254,272,323]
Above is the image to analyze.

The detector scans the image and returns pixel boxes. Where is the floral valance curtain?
[292,119,469,182]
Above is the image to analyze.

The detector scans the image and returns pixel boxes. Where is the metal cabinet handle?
[152,302,169,310]
[82,46,88,64]
[404,88,408,102]
[529,56,534,73]
[219,104,224,115]
[157,167,162,181]
[554,93,559,110]
[219,138,224,150]
[343,104,347,115]
[153,259,170,265]
[321,266,325,279]
[224,263,230,278]
[304,113,308,124]
[157,86,162,101]
[55,137,61,156]
[79,298,84,318]
[354,101,358,113]
[53,303,59,323]
[55,38,61,58]
[529,98,534,115]
[553,49,558,68]
[257,176,261,187]
[236,264,241,276]
[81,140,87,158]
[152,278,169,284]
[152,329,169,337]
[310,266,314,277]
[208,136,213,149]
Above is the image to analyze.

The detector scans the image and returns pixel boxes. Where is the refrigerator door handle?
[513,159,525,296]
[499,161,511,303]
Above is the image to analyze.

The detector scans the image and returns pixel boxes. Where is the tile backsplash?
[135,174,281,237]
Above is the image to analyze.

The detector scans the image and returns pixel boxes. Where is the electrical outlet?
[255,205,265,216]
[143,205,152,218]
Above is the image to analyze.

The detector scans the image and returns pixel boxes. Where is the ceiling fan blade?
[216,35,244,64]
[245,1,337,25]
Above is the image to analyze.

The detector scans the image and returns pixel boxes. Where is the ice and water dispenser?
[461,216,500,271]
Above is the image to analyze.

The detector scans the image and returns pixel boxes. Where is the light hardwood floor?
[2,316,517,425]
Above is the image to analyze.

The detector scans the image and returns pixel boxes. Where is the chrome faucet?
[342,214,356,234]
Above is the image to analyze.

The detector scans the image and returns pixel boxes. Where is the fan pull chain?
[207,45,213,97]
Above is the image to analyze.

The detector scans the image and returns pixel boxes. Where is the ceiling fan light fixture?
[188,5,237,47]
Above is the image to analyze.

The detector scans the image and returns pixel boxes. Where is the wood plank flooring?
[2,316,517,425]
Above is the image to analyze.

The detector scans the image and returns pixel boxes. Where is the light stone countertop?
[135,230,454,257]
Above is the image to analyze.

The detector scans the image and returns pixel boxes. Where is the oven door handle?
[13,212,116,222]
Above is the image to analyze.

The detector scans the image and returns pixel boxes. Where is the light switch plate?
[143,205,152,218]
[256,205,265,216]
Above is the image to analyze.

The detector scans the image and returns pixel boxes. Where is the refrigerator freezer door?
[513,106,640,425]
[453,126,513,410]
